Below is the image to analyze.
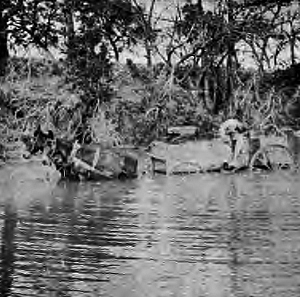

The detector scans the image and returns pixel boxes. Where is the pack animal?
[22,126,138,180]
[22,125,54,159]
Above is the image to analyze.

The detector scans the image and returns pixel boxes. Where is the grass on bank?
[0,57,299,161]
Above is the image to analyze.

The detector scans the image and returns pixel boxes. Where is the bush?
[1,56,300,161]
[110,62,221,145]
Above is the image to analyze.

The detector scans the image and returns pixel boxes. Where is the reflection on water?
[1,164,300,297]
[0,201,17,297]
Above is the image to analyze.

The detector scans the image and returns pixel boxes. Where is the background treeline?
[0,0,300,157]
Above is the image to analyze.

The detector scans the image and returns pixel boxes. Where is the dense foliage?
[0,0,300,156]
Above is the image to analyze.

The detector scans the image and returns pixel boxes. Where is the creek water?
[1,161,300,297]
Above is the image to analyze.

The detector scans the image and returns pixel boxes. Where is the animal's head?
[21,125,54,160]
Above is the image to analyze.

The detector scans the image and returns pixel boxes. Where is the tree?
[67,0,142,62]
[0,0,61,75]
[173,0,241,113]
[272,6,300,67]
[1,0,142,73]
[7,0,59,53]
[168,0,299,115]
[130,0,159,67]
[58,0,75,58]
[64,0,146,118]
[0,0,10,76]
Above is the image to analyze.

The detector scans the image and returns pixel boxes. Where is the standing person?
[219,118,250,170]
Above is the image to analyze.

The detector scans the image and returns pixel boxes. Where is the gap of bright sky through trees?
[1,0,299,71]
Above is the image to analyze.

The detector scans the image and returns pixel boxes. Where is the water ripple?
[1,172,300,296]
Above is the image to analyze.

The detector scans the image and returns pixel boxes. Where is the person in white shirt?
[219,118,250,170]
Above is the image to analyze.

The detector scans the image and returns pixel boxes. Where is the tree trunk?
[226,48,234,116]
[197,0,203,13]
[203,74,213,111]
[145,0,156,67]
[145,40,152,68]
[63,0,75,60]
[0,7,9,76]
[290,31,296,66]
[107,34,119,61]
[225,0,235,116]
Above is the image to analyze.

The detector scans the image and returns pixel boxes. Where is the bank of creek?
[1,157,300,297]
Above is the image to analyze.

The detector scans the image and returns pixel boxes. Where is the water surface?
[1,162,300,297]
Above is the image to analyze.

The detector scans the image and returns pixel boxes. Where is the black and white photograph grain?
[1,0,300,296]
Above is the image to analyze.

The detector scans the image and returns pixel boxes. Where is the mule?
[22,126,138,180]
[48,138,138,180]
[21,124,54,158]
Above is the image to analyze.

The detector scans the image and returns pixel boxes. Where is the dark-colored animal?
[48,138,138,180]
[22,124,54,158]
[22,126,138,180]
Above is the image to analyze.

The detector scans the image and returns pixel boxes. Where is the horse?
[22,126,138,180]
